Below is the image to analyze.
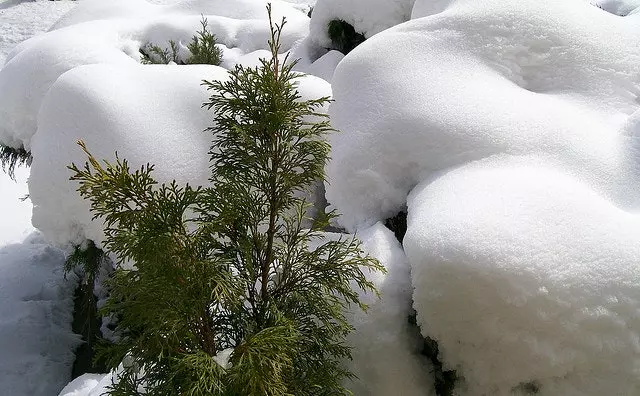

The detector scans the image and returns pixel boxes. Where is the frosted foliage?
[326,0,640,230]
[404,157,640,395]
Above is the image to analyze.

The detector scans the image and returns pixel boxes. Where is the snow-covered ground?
[2,0,640,395]
[0,2,79,395]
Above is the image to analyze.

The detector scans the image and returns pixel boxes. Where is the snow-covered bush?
[309,0,415,49]
[140,18,222,65]
[324,0,640,393]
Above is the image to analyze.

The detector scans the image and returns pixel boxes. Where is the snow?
[0,2,81,396]
[0,0,311,151]
[404,156,640,395]
[2,0,640,394]
[58,373,113,396]
[0,167,34,245]
[0,233,79,396]
[323,0,640,393]
[326,0,640,231]
[345,222,434,396]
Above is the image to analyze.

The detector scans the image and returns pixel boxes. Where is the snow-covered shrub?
[324,0,640,393]
[309,0,415,48]
[67,11,383,394]
[0,0,311,153]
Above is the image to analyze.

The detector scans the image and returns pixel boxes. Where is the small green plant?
[140,40,180,65]
[140,17,222,66]
[0,144,32,180]
[69,5,382,395]
[186,17,223,65]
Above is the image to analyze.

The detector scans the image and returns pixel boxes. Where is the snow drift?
[0,234,79,396]
[0,0,311,152]
[324,0,640,393]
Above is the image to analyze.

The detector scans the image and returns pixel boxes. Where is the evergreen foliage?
[327,19,366,55]
[65,240,108,378]
[186,18,223,65]
[0,144,32,180]
[68,6,383,395]
[140,18,221,66]
[140,40,180,65]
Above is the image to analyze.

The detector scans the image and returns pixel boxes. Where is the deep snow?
[3,0,640,395]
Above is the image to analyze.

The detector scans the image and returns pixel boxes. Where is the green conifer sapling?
[69,5,383,395]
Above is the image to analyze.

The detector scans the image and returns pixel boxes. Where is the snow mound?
[404,156,640,395]
[28,63,330,247]
[309,0,415,48]
[326,0,640,230]
[0,233,80,396]
[58,373,113,396]
[345,222,434,395]
[0,0,310,151]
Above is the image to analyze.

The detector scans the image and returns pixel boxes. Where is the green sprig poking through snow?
[140,17,222,66]
[68,5,383,395]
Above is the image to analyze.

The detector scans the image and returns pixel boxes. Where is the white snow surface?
[0,233,79,396]
[344,223,434,396]
[0,2,80,396]
[327,0,640,230]
[404,156,640,395]
[0,167,34,245]
[324,0,640,393]
[0,0,311,151]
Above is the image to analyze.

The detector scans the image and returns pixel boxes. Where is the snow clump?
[325,0,640,393]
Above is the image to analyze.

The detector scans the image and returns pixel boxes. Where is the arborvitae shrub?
[186,18,222,65]
[0,144,32,180]
[69,6,383,395]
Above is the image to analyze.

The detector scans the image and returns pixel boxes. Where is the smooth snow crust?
[345,223,434,396]
[327,0,640,230]
[0,234,79,396]
[404,156,640,395]
[324,0,640,393]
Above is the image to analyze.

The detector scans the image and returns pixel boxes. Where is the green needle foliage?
[1,144,32,180]
[140,17,222,66]
[68,5,383,395]
[187,17,222,65]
